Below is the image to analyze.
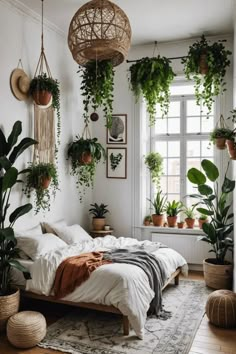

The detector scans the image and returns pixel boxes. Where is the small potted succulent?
[147,190,167,227]
[165,200,183,227]
[198,214,208,229]
[177,220,185,229]
[143,215,152,226]
[89,203,109,231]
[210,127,233,150]
[184,206,196,229]
[23,162,59,214]
[144,152,163,188]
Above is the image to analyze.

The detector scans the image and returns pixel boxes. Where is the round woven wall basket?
[68,0,132,66]
[206,290,236,328]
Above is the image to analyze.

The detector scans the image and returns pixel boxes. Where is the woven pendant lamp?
[68,0,132,67]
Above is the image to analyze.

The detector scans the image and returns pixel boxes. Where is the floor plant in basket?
[0,121,36,330]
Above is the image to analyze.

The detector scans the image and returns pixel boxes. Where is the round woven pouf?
[7,311,46,348]
[206,290,236,328]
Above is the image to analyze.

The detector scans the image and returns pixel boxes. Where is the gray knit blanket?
[103,243,169,317]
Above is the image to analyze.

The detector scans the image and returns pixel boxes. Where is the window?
[151,83,215,206]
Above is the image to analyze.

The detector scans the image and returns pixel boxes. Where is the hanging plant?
[67,135,106,201]
[144,152,163,187]
[78,60,114,128]
[182,35,231,115]
[129,56,175,125]
[23,162,59,214]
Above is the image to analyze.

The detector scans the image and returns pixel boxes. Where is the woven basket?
[7,311,46,348]
[203,259,233,290]
[68,0,131,66]
[0,289,20,332]
[206,290,236,328]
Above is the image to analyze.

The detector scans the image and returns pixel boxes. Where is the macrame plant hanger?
[33,0,55,165]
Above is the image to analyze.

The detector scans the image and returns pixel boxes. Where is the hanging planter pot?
[40,176,51,189]
[199,52,208,75]
[210,115,232,150]
[32,90,52,106]
[226,139,236,160]
[79,151,93,165]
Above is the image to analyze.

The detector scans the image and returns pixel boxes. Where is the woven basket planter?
[0,289,20,332]
[203,259,233,290]
[68,0,131,66]
[7,311,46,348]
[206,290,236,328]
[92,217,106,231]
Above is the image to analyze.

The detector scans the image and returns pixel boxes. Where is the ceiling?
[19,0,234,45]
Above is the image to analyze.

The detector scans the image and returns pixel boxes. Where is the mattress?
[10,259,33,287]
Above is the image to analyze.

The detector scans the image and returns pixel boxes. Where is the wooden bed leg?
[123,316,129,335]
[175,273,179,286]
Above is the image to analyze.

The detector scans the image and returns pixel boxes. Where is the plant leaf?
[201,159,219,182]
[9,138,37,164]
[2,167,18,191]
[197,207,214,216]
[198,184,213,196]
[187,168,206,185]
[9,203,32,225]
[7,121,22,152]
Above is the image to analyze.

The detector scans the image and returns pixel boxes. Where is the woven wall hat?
[10,68,30,101]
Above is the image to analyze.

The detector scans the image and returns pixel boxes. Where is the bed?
[12,223,188,339]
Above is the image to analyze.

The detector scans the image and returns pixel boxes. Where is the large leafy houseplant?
[78,60,114,128]
[23,162,59,214]
[182,35,231,116]
[129,56,175,125]
[67,136,106,201]
[0,121,37,296]
[29,73,61,145]
[145,152,163,188]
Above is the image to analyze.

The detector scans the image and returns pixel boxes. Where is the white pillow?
[15,224,42,237]
[16,233,67,261]
[53,224,92,245]
[42,219,67,235]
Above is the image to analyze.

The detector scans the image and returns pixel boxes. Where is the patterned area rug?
[38,280,211,354]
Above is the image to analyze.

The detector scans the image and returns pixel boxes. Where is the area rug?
[38,280,211,354]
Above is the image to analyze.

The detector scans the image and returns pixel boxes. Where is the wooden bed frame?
[19,268,180,336]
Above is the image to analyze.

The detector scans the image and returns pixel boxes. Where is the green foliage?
[0,121,37,295]
[144,215,152,222]
[144,152,163,187]
[129,56,176,125]
[199,214,208,220]
[187,159,235,264]
[148,190,167,215]
[29,73,61,146]
[165,200,183,217]
[210,128,233,144]
[89,203,109,218]
[184,205,196,219]
[78,60,114,128]
[182,35,231,116]
[67,136,106,201]
[23,162,59,214]
[110,153,122,171]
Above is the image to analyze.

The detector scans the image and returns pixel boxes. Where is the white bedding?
[18,236,188,338]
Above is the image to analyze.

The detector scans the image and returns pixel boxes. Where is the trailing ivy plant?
[110,152,123,171]
[144,152,163,187]
[78,60,114,128]
[129,56,176,125]
[182,35,231,116]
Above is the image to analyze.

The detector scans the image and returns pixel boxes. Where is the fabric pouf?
[7,311,46,348]
[206,290,236,328]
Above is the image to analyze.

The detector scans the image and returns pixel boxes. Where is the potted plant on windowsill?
[182,35,231,116]
[210,127,233,150]
[67,136,106,202]
[183,205,196,229]
[23,162,59,214]
[177,220,185,229]
[129,56,175,126]
[165,200,183,228]
[143,215,152,226]
[187,159,235,290]
[89,203,109,231]
[148,190,167,227]
[198,214,208,229]
[0,121,36,330]
[144,152,163,188]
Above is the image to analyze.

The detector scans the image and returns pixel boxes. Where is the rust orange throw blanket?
[53,252,111,299]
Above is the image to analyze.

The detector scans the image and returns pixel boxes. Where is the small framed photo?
[107,147,127,179]
[107,114,127,144]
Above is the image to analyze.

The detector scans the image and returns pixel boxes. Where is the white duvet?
[26,236,188,338]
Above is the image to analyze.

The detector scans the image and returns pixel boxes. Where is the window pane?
[187,141,200,157]
[160,176,167,193]
[155,141,167,157]
[202,141,213,157]
[201,103,214,116]
[168,176,180,193]
[202,116,214,133]
[168,101,180,117]
[168,159,180,175]
[155,118,167,134]
[162,158,167,175]
[167,194,181,202]
[168,118,180,134]
[187,100,201,116]
[187,158,201,171]
[170,84,195,95]
[168,141,180,157]
[187,117,200,133]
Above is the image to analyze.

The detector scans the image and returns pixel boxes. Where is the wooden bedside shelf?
[90,229,114,238]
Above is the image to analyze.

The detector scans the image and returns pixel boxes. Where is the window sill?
[135,225,204,235]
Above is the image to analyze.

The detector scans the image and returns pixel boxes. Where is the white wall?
[0,0,92,231]
[233,4,236,292]
[93,35,233,238]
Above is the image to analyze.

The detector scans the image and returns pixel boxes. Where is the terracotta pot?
[40,176,51,190]
[144,220,150,226]
[185,218,195,229]
[167,216,177,227]
[92,218,106,231]
[177,222,185,229]
[199,53,208,75]
[215,138,226,150]
[226,140,236,160]
[152,214,164,227]
[32,90,52,106]
[79,152,92,165]
[0,289,20,332]
[199,218,208,229]
[203,259,233,290]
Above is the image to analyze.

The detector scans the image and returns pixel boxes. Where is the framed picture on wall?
[107,114,127,144]
[107,147,127,179]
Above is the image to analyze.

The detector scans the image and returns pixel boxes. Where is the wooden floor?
[0,271,235,354]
